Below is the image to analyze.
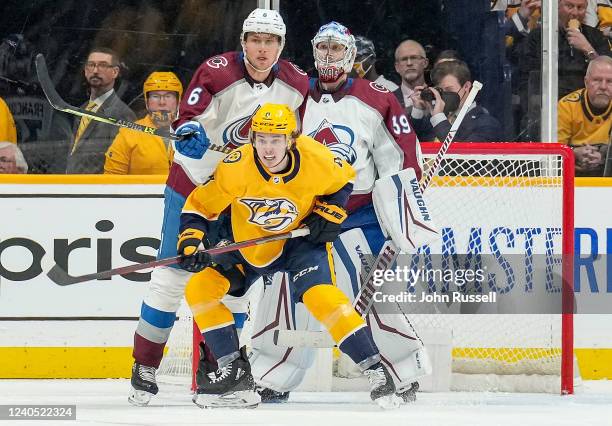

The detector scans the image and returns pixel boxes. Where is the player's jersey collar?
[580,88,612,122]
[309,77,354,103]
[239,52,278,88]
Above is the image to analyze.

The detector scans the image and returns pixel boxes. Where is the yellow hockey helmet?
[250,103,298,148]
[143,71,183,102]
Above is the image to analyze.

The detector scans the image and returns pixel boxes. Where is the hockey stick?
[34,54,232,154]
[275,82,483,348]
[47,227,310,286]
[352,80,484,317]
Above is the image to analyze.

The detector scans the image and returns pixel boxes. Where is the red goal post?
[158,142,576,395]
[419,141,575,395]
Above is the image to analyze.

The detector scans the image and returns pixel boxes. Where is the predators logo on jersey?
[239,198,299,231]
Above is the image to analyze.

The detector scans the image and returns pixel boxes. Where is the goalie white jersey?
[302,78,422,212]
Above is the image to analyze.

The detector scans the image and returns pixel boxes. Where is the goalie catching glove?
[177,228,212,272]
[302,200,348,244]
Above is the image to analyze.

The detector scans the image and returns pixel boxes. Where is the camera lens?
[420,88,435,102]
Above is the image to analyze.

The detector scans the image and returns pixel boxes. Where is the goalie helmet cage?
[157,142,575,395]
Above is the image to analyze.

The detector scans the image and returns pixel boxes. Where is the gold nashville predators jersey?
[182,134,355,268]
[558,88,612,146]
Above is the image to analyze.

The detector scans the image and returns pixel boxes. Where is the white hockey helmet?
[240,8,286,72]
[311,21,356,83]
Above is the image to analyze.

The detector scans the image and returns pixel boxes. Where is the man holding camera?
[409,60,502,142]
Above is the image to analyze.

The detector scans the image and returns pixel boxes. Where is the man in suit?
[409,60,503,142]
[66,47,135,174]
[393,39,429,116]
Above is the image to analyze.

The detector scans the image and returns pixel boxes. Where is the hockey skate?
[396,381,419,403]
[193,346,260,409]
[364,362,402,409]
[128,363,158,406]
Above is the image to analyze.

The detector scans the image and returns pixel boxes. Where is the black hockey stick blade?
[34,54,231,153]
[46,228,310,286]
[47,255,183,286]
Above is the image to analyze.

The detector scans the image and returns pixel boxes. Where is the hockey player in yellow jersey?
[177,103,402,409]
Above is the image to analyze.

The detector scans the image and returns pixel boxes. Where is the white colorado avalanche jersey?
[169,51,308,199]
[302,78,421,212]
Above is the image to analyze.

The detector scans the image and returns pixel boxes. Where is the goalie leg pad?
[332,228,375,302]
[369,309,432,388]
[250,273,319,392]
[332,227,432,385]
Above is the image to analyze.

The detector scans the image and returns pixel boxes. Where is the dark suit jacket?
[411,105,503,142]
[66,91,136,174]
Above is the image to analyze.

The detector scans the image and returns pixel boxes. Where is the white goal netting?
[158,142,575,394]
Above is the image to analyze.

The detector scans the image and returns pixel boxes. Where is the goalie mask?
[241,8,286,72]
[312,21,356,83]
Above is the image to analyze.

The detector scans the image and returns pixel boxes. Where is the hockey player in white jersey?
[128,8,309,406]
[249,21,432,404]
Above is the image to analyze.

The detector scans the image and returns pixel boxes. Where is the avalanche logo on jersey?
[308,119,357,165]
[239,198,299,232]
[222,105,261,149]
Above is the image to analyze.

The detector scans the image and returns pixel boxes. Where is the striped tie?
[72,101,97,153]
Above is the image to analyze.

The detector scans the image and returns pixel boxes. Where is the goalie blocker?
[372,167,439,253]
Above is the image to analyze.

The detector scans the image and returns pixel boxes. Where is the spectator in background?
[66,47,136,174]
[104,72,183,175]
[0,97,17,143]
[433,49,462,67]
[558,56,612,176]
[492,0,541,42]
[0,141,28,173]
[394,39,429,114]
[350,35,399,91]
[410,60,502,142]
[586,0,612,39]
[520,0,611,102]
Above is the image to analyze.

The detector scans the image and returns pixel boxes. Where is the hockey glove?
[177,228,211,272]
[174,121,210,160]
[302,200,348,244]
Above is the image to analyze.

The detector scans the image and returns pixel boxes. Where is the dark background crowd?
[0,0,610,175]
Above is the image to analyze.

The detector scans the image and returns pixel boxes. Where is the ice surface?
[0,379,611,426]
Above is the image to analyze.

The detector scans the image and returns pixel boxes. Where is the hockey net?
[406,142,575,394]
[158,142,575,394]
